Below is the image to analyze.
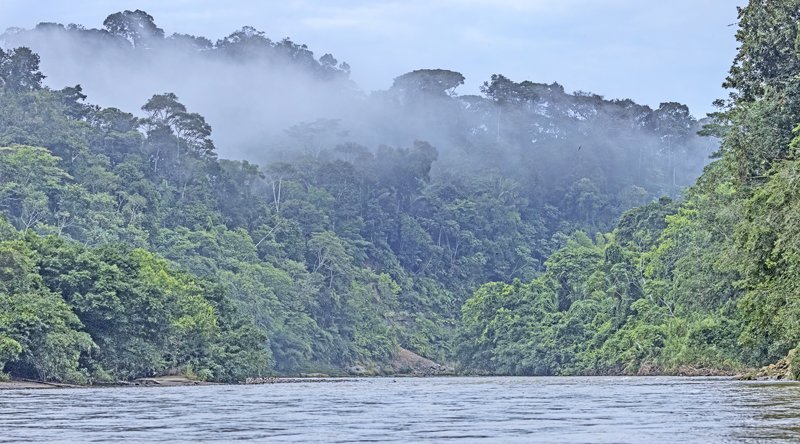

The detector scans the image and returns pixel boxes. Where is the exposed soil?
[0,380,66,390]
[390,348,454,376]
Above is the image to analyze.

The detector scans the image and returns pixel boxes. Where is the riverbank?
[0,376,357,390]
[5,347,797,389]
[733,350,796,381]
[0,376,213,389]
[0,380,71,389]
[6,371,800,390]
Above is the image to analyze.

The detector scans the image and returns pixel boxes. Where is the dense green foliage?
[0,218,269,383]
[454,0,800,376]
[0,10,725,381]
[455,198,754,375]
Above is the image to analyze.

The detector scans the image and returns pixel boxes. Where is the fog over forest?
[9,7,775,383]
[1,12,714,181]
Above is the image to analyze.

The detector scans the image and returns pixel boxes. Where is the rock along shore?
[244,377,355,384]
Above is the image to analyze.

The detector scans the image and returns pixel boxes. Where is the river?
[2,376,800,442]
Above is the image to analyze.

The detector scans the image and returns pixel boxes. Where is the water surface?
[2,376,800,443]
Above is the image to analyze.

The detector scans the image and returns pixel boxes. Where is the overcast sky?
[1,0,743,117]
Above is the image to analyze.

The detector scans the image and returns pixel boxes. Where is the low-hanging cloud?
[0,0,742,116]
[0,10,718,208]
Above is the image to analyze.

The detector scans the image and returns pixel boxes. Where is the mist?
[0,9,718,220]
[1,21,364,161]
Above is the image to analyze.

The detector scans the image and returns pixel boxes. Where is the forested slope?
[454,0,800,376]
[0,10,718,382]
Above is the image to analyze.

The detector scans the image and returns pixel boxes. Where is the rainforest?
[1,2,797,384]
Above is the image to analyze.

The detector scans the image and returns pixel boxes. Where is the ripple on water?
[2,377,800,443]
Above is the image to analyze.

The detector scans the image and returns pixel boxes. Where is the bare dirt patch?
[391,348,454,376]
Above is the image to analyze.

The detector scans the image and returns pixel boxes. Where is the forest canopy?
[3,4,787,382]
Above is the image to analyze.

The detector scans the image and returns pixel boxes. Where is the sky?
[0,0,743,117]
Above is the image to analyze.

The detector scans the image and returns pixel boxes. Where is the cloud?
[0,0,744,117]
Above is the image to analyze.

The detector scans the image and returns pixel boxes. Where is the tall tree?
[103,10,165,49]
[0,47,45,93]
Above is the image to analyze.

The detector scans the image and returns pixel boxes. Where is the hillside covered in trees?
[0,7,761,383]
[455,0,800,376]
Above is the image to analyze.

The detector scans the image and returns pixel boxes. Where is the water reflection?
[2,377,800,443]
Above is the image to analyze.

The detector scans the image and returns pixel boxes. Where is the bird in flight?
[578,145,582,150]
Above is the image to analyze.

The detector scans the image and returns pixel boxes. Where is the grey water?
[2,376,800,443]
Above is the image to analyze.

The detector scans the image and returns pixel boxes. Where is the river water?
[2,376,800,443]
